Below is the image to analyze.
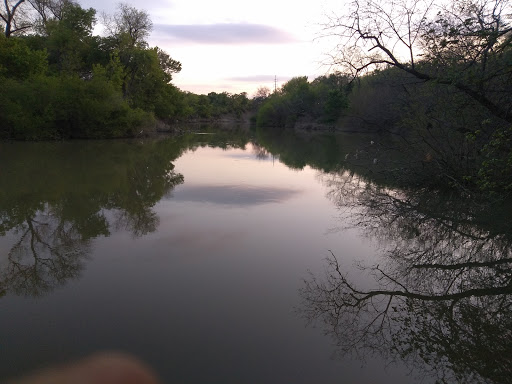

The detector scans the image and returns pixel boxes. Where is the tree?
[44,2,96,73]
[117,47,167,109]
[281,76,314,116]
[0,0,31,37]
[256,76,345,128]
[257,77,311,128]
[310,73,349,122]
[324,0,512,123]
[0,0,185,138]
[156,47,181,81]
[28,0,76,33]
[99,4,182,118]
[102,3,152,47]
[230,92,249,117]
[0,33,47,78]
[254,86,271,99]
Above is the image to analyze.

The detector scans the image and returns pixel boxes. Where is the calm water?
[0,129,510,383]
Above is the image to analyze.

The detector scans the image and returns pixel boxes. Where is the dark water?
[0,129,510,383]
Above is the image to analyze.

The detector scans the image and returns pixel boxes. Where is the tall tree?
[44,1,96,73]
[324,0,512,123]
[28,0,77,33]
[0,0,31,37]
[156,46,181,81]
[102,2,152,47]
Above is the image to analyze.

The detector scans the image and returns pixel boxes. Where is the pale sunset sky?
[82,0,344,96]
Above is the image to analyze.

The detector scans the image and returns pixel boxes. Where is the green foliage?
[105,3,153,48]
[1,0,256,139]
[152,83,184,120]
[207,91,250,118]
[256,77,308,129]
[0,73,152,140]
[256,94,290,128]
[178,91,251,120]
[97,16,183,120]
[0,2,188,139]
[282,76,314,114]
[184,93,212,119]
[314,0,512,196]
[92,52,125,89]
[0,34,48,79]
[332,55,512,195]
[120,47,165,108]
[0,76,61,139]
[156,47,182,81]
[229,92,250,117]
[44,3,97,74]
[311,74,349,122]
[256,74,350,128]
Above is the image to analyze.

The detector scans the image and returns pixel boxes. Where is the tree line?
[0,0,252,139]
[341,0,512,196]
[255,0,512,197]
[253,74,351,128]
[3,0,512,196]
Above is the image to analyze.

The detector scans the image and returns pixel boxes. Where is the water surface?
[0,130,510,383]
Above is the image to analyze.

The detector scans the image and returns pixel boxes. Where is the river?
[0,127,510,383]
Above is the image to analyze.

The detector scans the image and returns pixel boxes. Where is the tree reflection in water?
[0,129,255,298]
[0,139,189,298]
[300,171,512,383]
[2,205,94,297]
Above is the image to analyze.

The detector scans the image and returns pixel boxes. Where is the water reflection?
[173,185,301,206]
[1,136,250,297]
[299,171,512,383]
[2,127,510,383]
[0,204,92,297]
[0,131,256,298]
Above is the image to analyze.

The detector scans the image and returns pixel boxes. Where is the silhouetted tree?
[324,0,512,123]
[0,0,31,37]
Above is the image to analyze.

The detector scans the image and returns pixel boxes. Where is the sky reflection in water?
[2,134,508,383]
[172,184,302,206]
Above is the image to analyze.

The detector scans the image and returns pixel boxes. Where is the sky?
[81,0,345,96]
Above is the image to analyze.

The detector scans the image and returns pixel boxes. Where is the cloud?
[153,23,298,45]
[83,0,174,14]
